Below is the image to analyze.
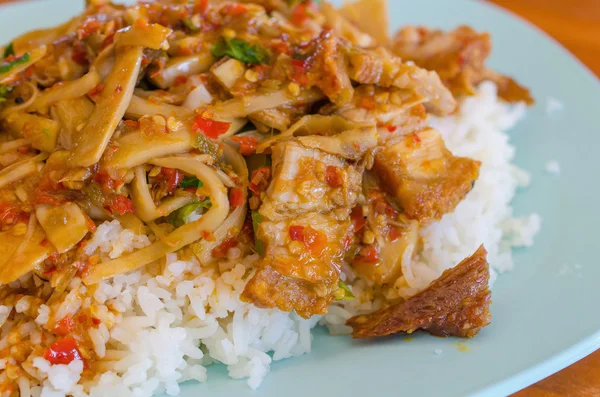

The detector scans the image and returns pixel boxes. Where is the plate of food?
[0,0,599,396]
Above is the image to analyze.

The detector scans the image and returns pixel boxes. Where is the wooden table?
[0,0,599,395]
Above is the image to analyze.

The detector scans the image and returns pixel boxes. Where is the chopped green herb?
[2,43,14,59]
[192,134,221,159]
[251,210,265,255]
[212,38,269,65]
[0,52,30,74]
[167,199,212,227]
[179,176,204,189]
[334,280,355,301]
[42,128,51,137]
[0,85,11,104]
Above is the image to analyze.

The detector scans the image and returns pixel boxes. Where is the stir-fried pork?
[259,140,362,221]
[392,25,534,105]
[242,139,361,316]
[347,246,491,338]
[373,128,480,223]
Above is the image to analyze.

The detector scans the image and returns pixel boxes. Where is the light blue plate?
[2,1,600,396]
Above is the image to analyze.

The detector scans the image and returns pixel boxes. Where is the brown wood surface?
[0,0,599,395]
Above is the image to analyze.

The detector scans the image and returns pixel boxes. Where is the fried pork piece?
[373,128,480,223]
[242,139,362,317]
[242,212,351,318]
[259,140,362,221]
[347,245,491,338]
[345,46,457,116]
[391,25,534,105]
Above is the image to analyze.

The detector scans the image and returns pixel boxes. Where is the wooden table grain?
[0,0,599,395]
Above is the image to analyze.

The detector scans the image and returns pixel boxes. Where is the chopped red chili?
[230,136,258,156]
[289,225,327,255]
[229,187,244,207]
[43,338,83,365]
[358,245,379,263]
[289,225,305,242]
[211,237,238,258]
[386,125,397,133]
[325,166,344,188]
[248,167,270,195]
[87,83,104,98]
[54,316,76,336]
[193,115,231,139]
[106,195,135,216]
[350,207,366,232]
[158,167,183,195]
[290,59,309,86]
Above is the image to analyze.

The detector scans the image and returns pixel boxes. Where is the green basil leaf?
[2,43,14,59]
[212,38,269,65]
[0,52,30,74]
[167,199,211,227]
[179,176,204,189]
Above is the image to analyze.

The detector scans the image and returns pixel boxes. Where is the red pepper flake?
[43,338,84,365]
[77,19,101,40]
[174,75,188,85]
[325,166,344,188]
[91,317,102,326]
[289,225,327,255]
[387,227,403,242]
[386,125,397,133]
[202,230,216,242]
[105,195,135,216]
[54,316,76,336]
[93,172,121,194]
[222,3,248,16]
[0,203,29,227]
[17,146,29,154]
[87,83,104,98]
[40,239,50,247]
[289,225,305,242]
[230,136,258,156]
[358,245,379,263]
[211,237,238,258]
[158,167,183,195]
[192,115,231,139]
[350,207,366,232]
[412,132,422,143]
[248,167,270,195]
[229,187,244,207]
[290,59,309,86]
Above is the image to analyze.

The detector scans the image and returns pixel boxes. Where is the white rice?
[25,82,539,396]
